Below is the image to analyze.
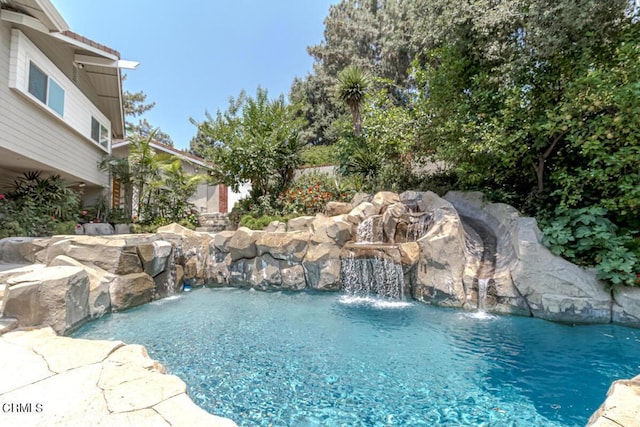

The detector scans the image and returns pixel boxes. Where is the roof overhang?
[0,0,138,140]
[112,140,212,169]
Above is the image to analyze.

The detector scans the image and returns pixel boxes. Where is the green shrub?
[239,213,298,230]
[541,206,639,288]
[300,145,336,166]
[278,172,355,215]
[0,172,80,237]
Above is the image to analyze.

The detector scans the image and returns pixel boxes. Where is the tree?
[190,87,306,201]
[336,65,370,136]
[122,75,174,146]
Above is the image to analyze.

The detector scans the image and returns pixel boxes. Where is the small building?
[0,0,134,204]
[111,139,248,215]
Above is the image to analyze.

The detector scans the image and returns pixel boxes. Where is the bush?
[278,172,355,215]
[0,172,80,237]
[300,145,337,166]
[239,213,299,230]
[541,206,639,288]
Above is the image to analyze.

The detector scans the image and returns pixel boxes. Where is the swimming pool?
[73,288,640,426]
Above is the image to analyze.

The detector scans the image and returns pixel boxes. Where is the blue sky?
[51,0,337,150]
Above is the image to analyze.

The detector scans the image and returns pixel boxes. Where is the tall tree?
[190,87,306,200]
[122,75,174,146]
[336,65,370,136]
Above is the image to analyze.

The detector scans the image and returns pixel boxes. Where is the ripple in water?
[73,288,640,427]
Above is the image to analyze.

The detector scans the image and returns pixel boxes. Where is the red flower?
[0,194,5,200]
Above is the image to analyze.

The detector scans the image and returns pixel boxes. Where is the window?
[28,61,65,116]
[91,116,110,148]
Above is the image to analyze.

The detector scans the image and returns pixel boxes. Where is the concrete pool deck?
[0,327,236,426]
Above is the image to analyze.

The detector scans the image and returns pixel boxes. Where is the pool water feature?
[73,288,640,426]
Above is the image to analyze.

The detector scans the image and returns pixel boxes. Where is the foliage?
[0,172,80,237]
[541,207,639,288]
[336,65,371,135]
[278,172,354,215]
[238,213,299,230]
[122,74,173,146]
[299,145,337,166]
[130,217,196,234]
[191,87,306,201]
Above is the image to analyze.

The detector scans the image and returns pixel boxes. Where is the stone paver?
[0,327,237,426]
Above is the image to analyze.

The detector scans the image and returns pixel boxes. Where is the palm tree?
[128,131,159,218]
[337,65,370,136]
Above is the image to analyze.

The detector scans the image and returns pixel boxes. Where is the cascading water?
[477,278,489,313]
[356,216,383,243]
[405,214,431,242]
[341,252,405,299]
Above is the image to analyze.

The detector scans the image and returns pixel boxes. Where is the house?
[111,139,249,215]
[0,0,134,204]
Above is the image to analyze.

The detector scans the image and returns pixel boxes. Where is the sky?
[50,0,337,150]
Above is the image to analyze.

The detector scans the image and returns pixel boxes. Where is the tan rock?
[227,227,264,261]
[310,215,352,246]
[4,266,89,334]
[588,375,640,426]
[46,236,143,275]
[109,272,155,311]
[264,220,287,232]
[326,201,353,216]
[154,393,238,427]
[302,243,342,290]
[29,335,124,374]
[287,216,315,232]
[399,242,420,266]
[213,230,236,252]
[103,371,187,412]
[0,237,49,263]
[281,263,306,290]
[0,337,53,394]
[137,240,173,277]
[346,202,378,224]
[49,255,113,318]
[371,191,400,212]
[256,231,310,262]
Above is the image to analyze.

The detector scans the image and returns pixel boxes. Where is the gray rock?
[3,266,89,334]
[49,255,113,319]
[612,287,640,326]
[227,228,263,261]
[0,237,49,264]
[264,221,287,232]
[82,223,115,235]
[287,216,315,232]
[310,215,352,246]
[109,273,155,311]
[302,243,342,291]
[137,241,173,277]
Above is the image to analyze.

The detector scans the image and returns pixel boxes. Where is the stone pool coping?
[0,326,237,426]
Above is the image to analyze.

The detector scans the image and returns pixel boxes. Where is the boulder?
[256,231,310,262]
[287,216,315,232]
[587,374,640,426]
[137,241,173,277]
[326,202,353,217]
[228,258,258,287]
[109,273,155,311]
[417,191,453,212]
[253,254,282,289]
[310,215,352,246]
[46,236,143,275]
[49,256,113,318]
[382,203,408,243]
[3,266,89,334]
[414,204,468,307]
[0,237,49,264]
[227,228,263,261]
[302,243,342,291]
[612,287,640,326]
[510,218,612,323]
[345,202,378,225]
[351,192,372,206]
[213,231,236,254]
[264,221,287,232]
[280,263,306,290]
[114,224,132,234]
[371,191,400,212]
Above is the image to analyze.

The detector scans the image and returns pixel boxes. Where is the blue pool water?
[73,288,640,426]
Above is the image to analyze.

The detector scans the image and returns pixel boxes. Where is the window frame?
[27,60,65,116]
[91,116,110,149]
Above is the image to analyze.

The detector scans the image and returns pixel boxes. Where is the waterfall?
[341,252,405,299]
[405,214,431,242]
[356,217,383,243]
[166,247,177,296]
[477,278,489,313]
